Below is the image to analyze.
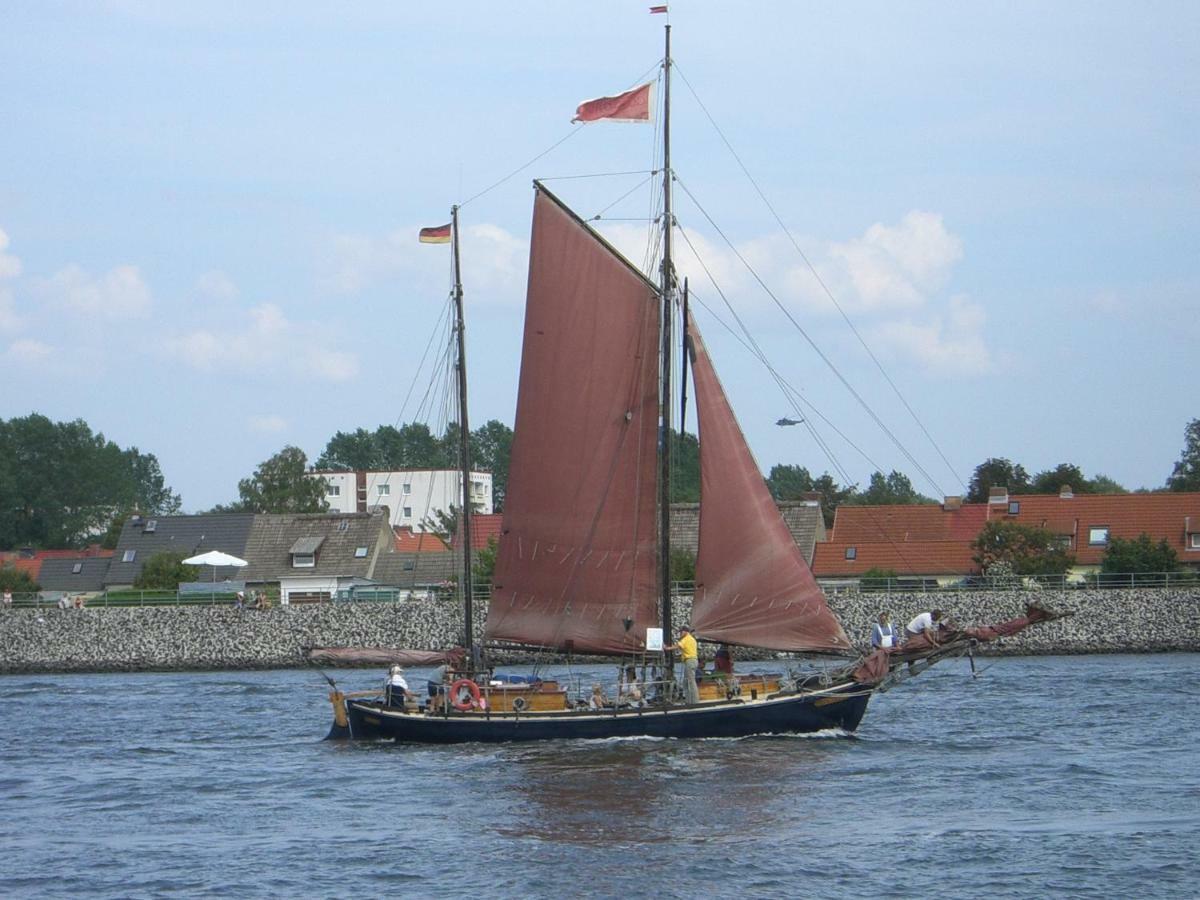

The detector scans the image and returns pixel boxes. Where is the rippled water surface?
[2,655,1197,898]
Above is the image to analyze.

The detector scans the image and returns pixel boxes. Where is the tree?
[1101,533,1179,575]
[133,552,199,590]
[235,446,328,513]
[1167,418,1200,492]
[848,470,934,506]
[765,465,854,528]
[670,547,696,582]
[1086,474,1128,494]
[472,535,498,583]
[670,430,700,503]
[471,420,514,512]
[971,520,1075,576]
[0,414,181,550]
[314,428,379,470]
[1030,463,1090,495]
[966,458,1030,503]
[0,564,40,593]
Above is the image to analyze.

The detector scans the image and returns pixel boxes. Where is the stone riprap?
[1,589,1197,674]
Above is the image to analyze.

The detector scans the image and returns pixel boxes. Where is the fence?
[4,570,1197,610]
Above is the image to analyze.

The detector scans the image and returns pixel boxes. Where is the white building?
[311,469,493,531]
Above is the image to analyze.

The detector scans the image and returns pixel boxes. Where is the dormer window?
[1008,501,1020,515]
[72,562,83,574]
[1189,533,1200,550]
[845,546,857,560]
[290,536,323,568]
[122,550,136,563]
[1088,526,1109,546]
[354,546,368,558]
[145,519,157,533]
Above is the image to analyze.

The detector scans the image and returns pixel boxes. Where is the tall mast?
[451,205,476,663]
[659,25,675,673]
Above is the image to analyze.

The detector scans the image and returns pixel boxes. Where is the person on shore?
[664,626,701,705]
[905,609,944,646]
[2,589,12,608]
[234,591,245,610]
[871,612,899,650]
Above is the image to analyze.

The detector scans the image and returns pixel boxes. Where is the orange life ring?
[450,678,482,711]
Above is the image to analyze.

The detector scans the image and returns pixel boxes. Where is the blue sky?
[2,2,1196,511]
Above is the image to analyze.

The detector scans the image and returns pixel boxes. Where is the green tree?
[315,428,379,470]
[966,458,1031,503]
[472,420,514,512]
[1030,463,1089,495]
[472,535,498,583]
[848,470,934,506]
[1087,474,1128,494]
[0,414,181,549]
[670,547,696,582]
[1101,533,1179,575]
[971,520,1075,576]
[133,551,199,590]
[766,464,814,501]
[670,430,700,503]
[235,446,328,513]
[0,564,40,593]
[1167,418,1200,492]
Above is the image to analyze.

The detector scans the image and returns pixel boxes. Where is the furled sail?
[688,316,853,653]
[486,185,662,654]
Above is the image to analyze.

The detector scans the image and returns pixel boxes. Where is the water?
[2,655,1197,899]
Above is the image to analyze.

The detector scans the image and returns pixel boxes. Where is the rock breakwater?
[1,588,1197,674]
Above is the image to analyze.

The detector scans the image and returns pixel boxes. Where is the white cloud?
[166,302,360,383]
[39,263,152,317]
[325,223,528,304]
[0,229,21,280]
[867,295,994,376]
[0,288,20,333]
[248,414,288,433]
[194,270,239,303]
[5,337,53,364]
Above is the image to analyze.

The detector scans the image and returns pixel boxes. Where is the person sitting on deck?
[588,683,610,710]
[385,665,414,708]
[714,644,734,675]
[871,613,899,650]
[904,609,944,646]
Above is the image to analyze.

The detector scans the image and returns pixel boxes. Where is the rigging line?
[458,59,662,211]
[673,175,946,499]
[679,233,922,571]
[392,295,455,432]
[674,62,964,492]
[540,170,657,181]
[589,173,658,222]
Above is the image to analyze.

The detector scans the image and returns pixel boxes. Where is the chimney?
[988,486,1009,505]
[802,491,822,507]
[1059,485,1074,499]
[943,495,962,511]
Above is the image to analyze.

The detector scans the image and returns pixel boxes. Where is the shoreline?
[2,587,1197,675]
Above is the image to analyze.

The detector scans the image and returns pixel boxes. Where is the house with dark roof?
[106,513,256,588]
[37,557,112,593]
[812,489,1200,582]
[240,510,395,602]
[671,499,826,566]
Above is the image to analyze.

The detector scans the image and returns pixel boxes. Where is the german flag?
[419,224,452,244]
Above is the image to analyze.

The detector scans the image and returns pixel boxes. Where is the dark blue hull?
[341,684,871,743]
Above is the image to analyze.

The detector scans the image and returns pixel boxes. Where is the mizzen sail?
[688,316,853,653]
[485,185,662,654]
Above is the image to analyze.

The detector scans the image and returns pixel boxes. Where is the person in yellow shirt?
[664,626,701,705]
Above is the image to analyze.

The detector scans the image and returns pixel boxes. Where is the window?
[327,484,341,497]
[1057,535,1073,550]
[354,546,368,558]
[145,519,157,533]
[403,507,413,518]
[403,560,415,571]
[336,520,350,533]
[1088,526,1109,546]
[72,562,83,574]
[1008,501,1020,515]
[402,483,411,494]
[845,547,857,560]
[122,550,136,563]
[1190,533,1200,550]
[377,484,390,496]
[292,552,315,568]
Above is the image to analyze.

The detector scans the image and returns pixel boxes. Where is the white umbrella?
[183,550,248,568]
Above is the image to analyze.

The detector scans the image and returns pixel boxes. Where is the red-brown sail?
[485,186,662,654]
[689,316,853,653]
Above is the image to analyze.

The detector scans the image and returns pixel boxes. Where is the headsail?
[485,185,662,654]
[688,315,853,653]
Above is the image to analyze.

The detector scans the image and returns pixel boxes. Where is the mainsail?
[688,316,853,653]
[486,185,662,654]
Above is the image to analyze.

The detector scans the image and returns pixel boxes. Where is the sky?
[1,1,1196,512]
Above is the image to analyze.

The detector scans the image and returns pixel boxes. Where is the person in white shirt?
[870,612,899,650]
[385,665,414,708]
[905,609,945,645]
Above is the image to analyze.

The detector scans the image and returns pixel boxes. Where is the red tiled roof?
[466,514,503,551]
[393,527,450,553]
[814,492,1200,576]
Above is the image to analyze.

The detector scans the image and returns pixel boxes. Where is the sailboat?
[325,26,1061,744]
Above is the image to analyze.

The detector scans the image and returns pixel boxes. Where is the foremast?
[450,206,476,665]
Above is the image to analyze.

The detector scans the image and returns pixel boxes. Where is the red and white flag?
[649,5,668,13]
[572,82,654,124]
